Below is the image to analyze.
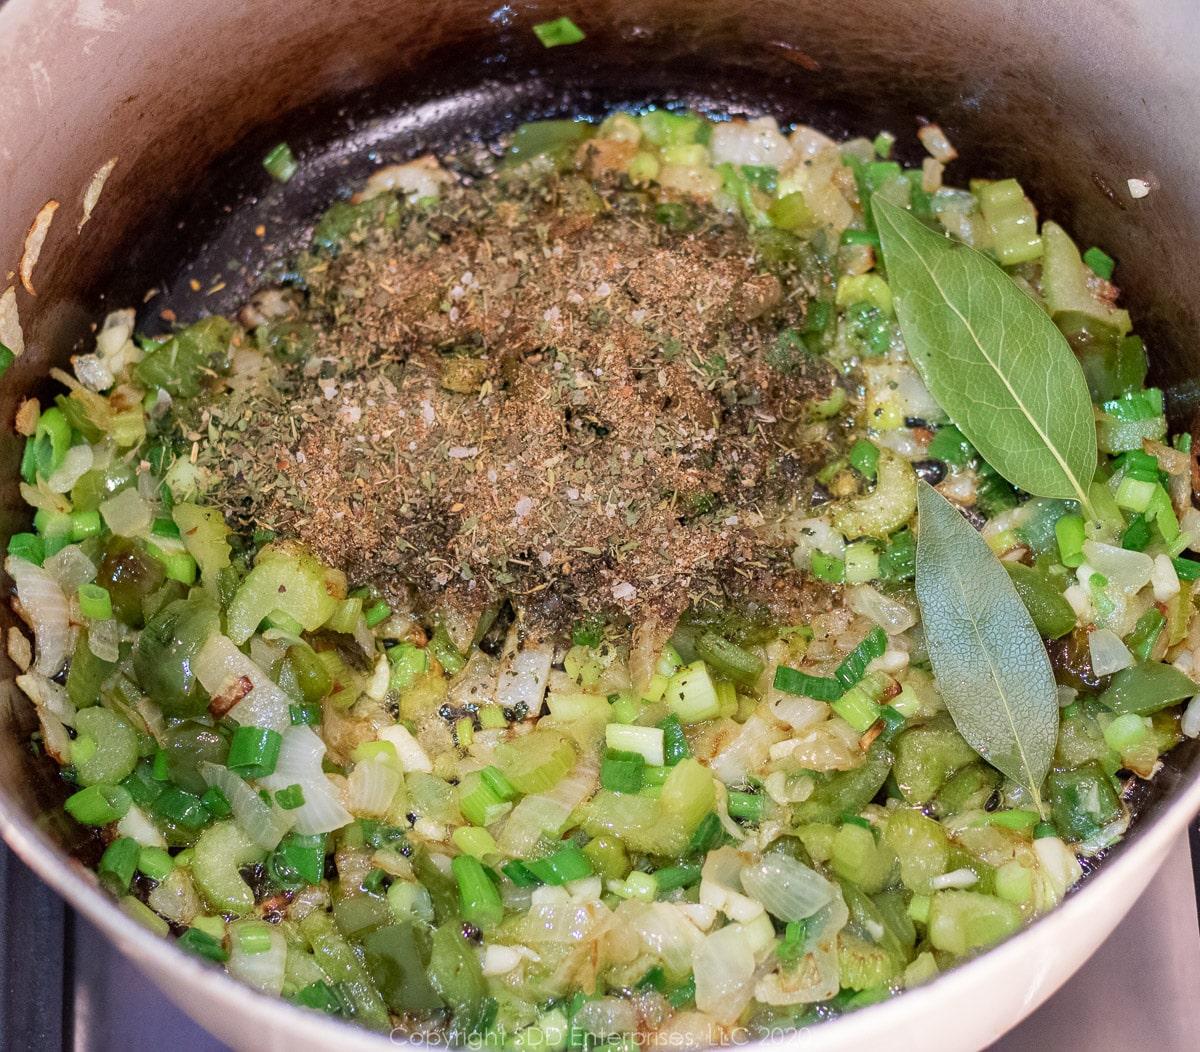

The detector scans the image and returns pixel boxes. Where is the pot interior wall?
[0,0,1198,987]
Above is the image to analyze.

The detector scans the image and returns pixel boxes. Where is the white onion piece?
[44,544,97,593]
[7,556,72,676]
[498,631,553,717]
[378,725,433,773]
[709,714,785,785]
[847,584,918,634]
[194,634,291,732]
[498,756,598,855]
[147,867,202,927]
[572,998,638,1041]
[709,117,793,168]
[1081,541,1153,593]
[360,156,453,203]
[1183,696,1200,739]
[117,804,168,848]
[768,691,828,732]
[0,286,23,358]
[45,443,93,493]
[740,854,836,922]
[617,900,703,976]
[1088,628,1134,677]
[694,922,757,1023]
[348,756,403,817]
[15,671,74,763]
[258,725,353,835]
[99,487,153,537]
[199,761,293,851]
[227,922,287,996]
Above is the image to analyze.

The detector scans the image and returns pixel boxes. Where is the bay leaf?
[875,197,1096,508]
[914,483,1059,810]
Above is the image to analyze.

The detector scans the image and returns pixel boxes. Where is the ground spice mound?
[188,172,839,633]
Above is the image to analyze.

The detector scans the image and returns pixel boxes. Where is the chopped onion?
[194,634,291,732]
[498,755,598,855]
[847,584,918,634]
[20,199,59,296]
[1183,696,1200,738]
[0,286,24,358]
[227,922,287,996]
[147,867,201,927]
[199,760,293,851]
[618,900,703,976]
[1088,628,1134,676]
[740,853,836,922]
[694,922,757,1023]
[16,671,73,762]
[78,157,119,233]
[117,804,168,848]
[359,156,453,202]
[99,487,153,538]
[258,725,353,835]
[7,556,72,676]
[709,117,794,168]
[1081,541,1153,593]
[917,123,958,163]
[378,725,433,773]
[348,755,403,817]
[497,631,553,717]
[709,714,785,784]
[44,544,97,593]
[45,443,94,493]
[572,998,637,1040]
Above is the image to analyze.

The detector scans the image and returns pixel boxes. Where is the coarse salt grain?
[448,446,478,459]
[1128,178,1151,199]
[612,581,636,601]
[515,496,534,517]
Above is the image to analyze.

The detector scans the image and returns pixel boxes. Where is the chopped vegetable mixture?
[8,106,1200,1045]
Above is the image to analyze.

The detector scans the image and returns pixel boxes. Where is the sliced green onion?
[65,783,132,826]
[980,809,1040,832]
[849,439,880,482]
[600,750,645,794]
[262,142,298,183]
[99,836,141,890]
[7,532,44,565]
[657,715,690,765]
[428,624,466,676]
[810,550,846,583]
[227,726,283,779]
[654,863,702,893]
[1055,514,1086,568]
[137,846,175,882]
[201,785,233,818]
[289,701,322,726]
[77,583,113,620]
[364,601,391,628]
[275,784,306,810]
[532,16,585,47]
[686,812,726,855]
[668,975,696,1009]
[1082,246,1116,280]
[774,665,843,701]
[232,920,274,955]
[451,855,504,930]
[1122,514,1152,552]
[152,786,210,829]
[693,631,764,688]
[605,724,665,766]
[524,842,594,885]
[501,860,541,887]
[835,627,888,690]
[1171,556,1200,582]
[70,509,103,541]
[726,791,764,823]
[152,748,169,782]
[831,672,888,733]
[178,925,230,963]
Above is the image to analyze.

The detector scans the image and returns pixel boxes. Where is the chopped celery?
[927,890,1022,954]
[663,661,721,723]
[495,731,575,793]
[225,543,338,644]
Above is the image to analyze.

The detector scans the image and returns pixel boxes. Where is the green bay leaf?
[914,483,1058,810]
[875,197,1096,507]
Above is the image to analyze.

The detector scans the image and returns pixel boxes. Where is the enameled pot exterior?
[0,1,1198,1049]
